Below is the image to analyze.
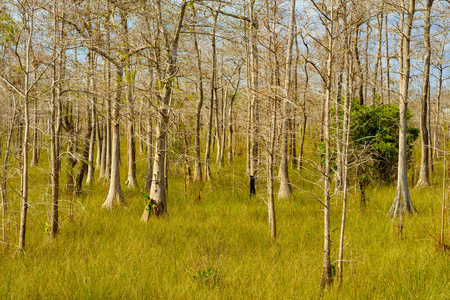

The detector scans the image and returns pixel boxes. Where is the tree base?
[141,199,165,222]
[250,176,256,196]
[320,265,333,289]
[388,193,416,217]
[277,180,292,199]
[125,178,139,189]
[102,191,125,209]
[414,177,430,189]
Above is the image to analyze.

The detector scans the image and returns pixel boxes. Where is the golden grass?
[1,145,450,299]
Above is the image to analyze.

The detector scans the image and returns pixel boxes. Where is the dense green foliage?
[350,103,419,183]
[318,103,419,184]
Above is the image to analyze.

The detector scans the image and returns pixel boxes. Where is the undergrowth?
[0,141,450,299]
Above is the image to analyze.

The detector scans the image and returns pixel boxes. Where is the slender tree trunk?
[278,0,295,199]
[75,51,93,194]
[49,3,63,237]
[95,118,102,170]
[124,14,138,188]
[102,66,125,208]
[86,53,97,186]
[141,0,187,219]
[338,17,351,282]
[355,26,364,105]
[104,61,112,180]
[384,8,390,104]
[320,0,334,289]
[204,11,218,181]
[215,65,223,166]
[267,90,277,241]
[389,0,416,216]
[298,43,309,171]
[144,106,153,193]
[99,58,110,179]
[18,11,35,251]
[373,12,383,99]
[249,0,259,196]
[434,66,443,159]
[227,74,240,165]
[1,96,16,244]
[219,73,227,168]
[31,96,38,166]
[193,8,204,181]
[334,65,343,192]
[415,0,433,188]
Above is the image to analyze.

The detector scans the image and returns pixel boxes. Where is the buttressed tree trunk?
[277,0,295,199]
[142,0,187,220]
[389,0,416,216]
[102,64,125,208]
[415,0,434,188]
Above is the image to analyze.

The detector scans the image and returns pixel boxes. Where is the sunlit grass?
[1,142,450,299]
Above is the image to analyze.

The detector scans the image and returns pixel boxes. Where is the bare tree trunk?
[415,0,434,188]
[99,58,110,179]
[338,16,351,282]
[49,3,63,237]
[141,0,187,219]
[125,78,138,188]
[102,66,125,208]
[18,10,35,251]
[86,52,97,186]
[31,96,38,166]
[434,65,443,159]
[215,63,223,166]
[1,96,17,245]
[227,70,240,165]
[334,65,343,192]
[75,50,93,194]
[441,127,447,245]
[249,0,259,196]
[219,70,227,168]
[278,0,295,199]
[193,7,203,181]
[144,106,153,193]
[95,118,102,170]
[355,25,364,105]
[204,11,218,181]
[320,0,334,289]
[389,0,416,216]
[364,23,370,104]
[373,12,383,98]
[384,8,390,104]
[267,89,277,241]
[298,36,309,171]
[124,13,138,189]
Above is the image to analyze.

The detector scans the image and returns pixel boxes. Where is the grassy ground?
[1,144,450,299]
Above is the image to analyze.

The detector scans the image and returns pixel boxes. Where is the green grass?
[1,144,450,299]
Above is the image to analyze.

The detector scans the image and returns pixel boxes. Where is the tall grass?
[1,142,450,299]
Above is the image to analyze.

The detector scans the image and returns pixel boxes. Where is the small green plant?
[142,192,155,213]
[331,264,336,277]
[189,268,220,288]
[44,222,49,234]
